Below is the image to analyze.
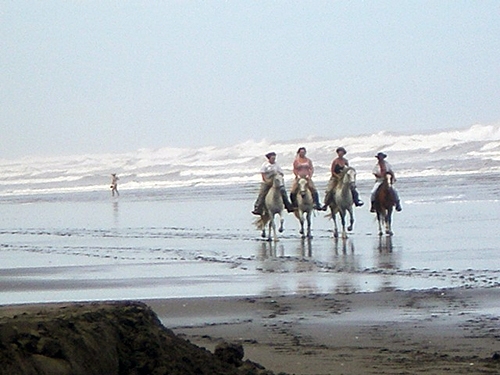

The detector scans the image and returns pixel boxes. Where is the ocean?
[0,124,499,304]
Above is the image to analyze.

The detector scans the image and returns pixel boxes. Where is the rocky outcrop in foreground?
[0,301,279,375]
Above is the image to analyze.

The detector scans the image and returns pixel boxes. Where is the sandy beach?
[147,287,500,374]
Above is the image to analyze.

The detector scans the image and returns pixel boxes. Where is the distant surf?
[0,124,499,199]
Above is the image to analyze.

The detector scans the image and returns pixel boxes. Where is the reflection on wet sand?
[256,236,409,295]
[376,236,401,270]
[298,238,312,258]
[331,238,360,294]
[375,236,402,291]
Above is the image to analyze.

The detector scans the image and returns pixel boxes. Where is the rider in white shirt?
[252,152,294,215]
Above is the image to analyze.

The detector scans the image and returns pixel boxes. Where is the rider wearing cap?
[289,147,324,210]
[323,147,363,209]
[370,152,402,212]
[252,152,294,215]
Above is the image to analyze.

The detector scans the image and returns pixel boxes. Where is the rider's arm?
[293,159,299,178]
[308,159,314,178]
[330,160,336,176]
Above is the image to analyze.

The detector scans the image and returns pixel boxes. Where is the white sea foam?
[1,124,499,198]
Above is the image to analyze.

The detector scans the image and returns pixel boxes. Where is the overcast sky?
[1,1,499,158]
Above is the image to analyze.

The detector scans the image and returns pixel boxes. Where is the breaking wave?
[1,124,499,199]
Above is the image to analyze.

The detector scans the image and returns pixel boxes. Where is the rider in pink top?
[290,147,324,210]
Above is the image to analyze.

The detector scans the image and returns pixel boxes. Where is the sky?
[1,1,500,158]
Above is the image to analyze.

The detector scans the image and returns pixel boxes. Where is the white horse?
[254,174,285,241]
[294,177,313,238]
[328,167,356,239]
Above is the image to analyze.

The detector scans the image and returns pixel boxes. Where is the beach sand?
[146,288,500,375]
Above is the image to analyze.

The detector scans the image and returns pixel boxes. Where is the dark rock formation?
[0,301,279,375]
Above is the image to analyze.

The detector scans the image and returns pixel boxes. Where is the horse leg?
[271,215,280,242]
[298,211,305,237]
[377,211,384,236]
[267,218,273,242]
[299,212,306,238]
[331,210,339,238]
[339,210,348,239]
[278,213,284,233]
[347,207,354,232]
[306,212,312,238]
[385,209,393,236]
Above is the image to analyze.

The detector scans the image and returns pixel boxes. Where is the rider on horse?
[290,147,324,211]
[370,152,402,212]
[252,152,294,215]
[322,147,363,209]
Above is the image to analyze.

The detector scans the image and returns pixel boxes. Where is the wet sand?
[147,287,500,375]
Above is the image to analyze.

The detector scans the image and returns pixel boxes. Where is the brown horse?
[373,176,396,236]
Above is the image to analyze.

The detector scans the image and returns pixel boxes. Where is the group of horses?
[254,167,397,241]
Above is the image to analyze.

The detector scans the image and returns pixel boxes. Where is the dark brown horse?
[373,176,396,236]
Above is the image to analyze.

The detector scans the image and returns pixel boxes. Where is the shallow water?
[0,179,499,305]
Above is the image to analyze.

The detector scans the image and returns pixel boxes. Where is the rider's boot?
[313,191,325,211]
[280,187,295,213]
[321,191,332,211]
[350,184,364,207]
[290,192,297,208]
[252,194,265,215]
[370,201,376,213]
[392,189,402,211]
[395,200,402,212]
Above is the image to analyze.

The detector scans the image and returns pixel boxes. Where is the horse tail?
[253,213,270,230]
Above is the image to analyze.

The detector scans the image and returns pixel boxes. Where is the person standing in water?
[110,173,119,197]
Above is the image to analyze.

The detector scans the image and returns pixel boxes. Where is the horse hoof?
[386,231,394,236]
[347,226,353,232]
[278,228,284,233]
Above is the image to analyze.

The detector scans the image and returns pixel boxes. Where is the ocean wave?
[1,124,499,198]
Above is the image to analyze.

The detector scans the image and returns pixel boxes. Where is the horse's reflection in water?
[331,238,359,294]
[375,236,402,291]
[333,237,355,255]
[258,241,284,259]
[376,236,398,269]
[298,238,312,258]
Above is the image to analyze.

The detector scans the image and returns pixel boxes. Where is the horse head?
[272,174,284,188]
[298,177,309,197]
[340,167,356,186]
